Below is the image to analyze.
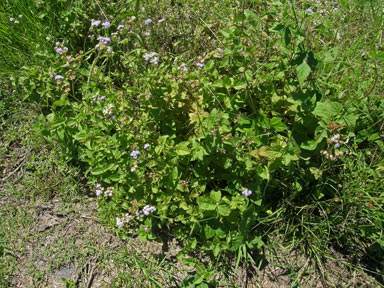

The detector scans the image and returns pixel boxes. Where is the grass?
[1,0,384,287]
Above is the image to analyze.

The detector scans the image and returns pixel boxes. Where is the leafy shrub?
[3,0,383,274]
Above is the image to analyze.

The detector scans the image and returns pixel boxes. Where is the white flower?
[18,15,23,18]
[242,188,252,197]
[150,56,159,65]
[144,143,150,149]
[158,18,165,23]
[131,16,136,21]
[116,217,124,228]
[104,186,114,197]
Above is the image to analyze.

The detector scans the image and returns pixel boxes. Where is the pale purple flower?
[91,19,101,27]
[306,8,315,15]
[93,95,105,101]
[144,143,150,149]
[180,62,188,72]
[158,18,165,23]
[117,24,125,31]
[334,143,340,149]
[102,21,110,29]
[55,75,64,80]
[143,52,157,61]
[145,18,152,25]
[142,205,156,216]
[97,36,111,44]
[9,17,14,22]
[55,47,63,55]
[116,217,124,228]
[130,150,140,159]
[196,62,204,69]
[18,15,23,18]
[242,188,252,197]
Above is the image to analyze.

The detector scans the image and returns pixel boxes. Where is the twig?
[1,153,27,182]
[86,256,98,288]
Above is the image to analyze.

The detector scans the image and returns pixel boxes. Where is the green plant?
[1,0,383,285]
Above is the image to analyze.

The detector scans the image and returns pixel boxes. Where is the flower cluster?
[103,104,115,119]
[242,188,252,197]
[9,15,22,24]
[96,36,112,53]
[90,19,111,29]
[329,134,342,149]
[116,213,134,228]
[306,8,315,15]
[321,149,344,161]
[54,41,68,55]
[50,73,70,92]
[195,57,205,69]
[143,52,159,65]
[55,75,64,81]
[115,205,156,228]
[91,19,101,27]
[95,184,114,197]
[135,205,156,219]
[130,163,138,172]
[142,205,156,215]
[102,21,110,29]
[179,62,188,72]
[92,95,106,101]
[130,150,140,159]
[97,36,111,44]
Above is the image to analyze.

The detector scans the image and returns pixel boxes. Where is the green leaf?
[197,197,217,210]
[218,203,231,216]
[300,139,318,151]
[269,117,287,132]
[244,10,257,20]
[247,236,264,249]
[220,28,232,39]
[176,142,191,156]
[313,101,343,123]
[210,190,221,202]
[296,60,311,85]
[233,79,247,90]
[204,225,215,239]
[244,69,253,82]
